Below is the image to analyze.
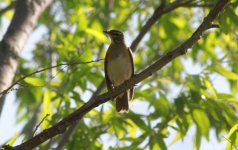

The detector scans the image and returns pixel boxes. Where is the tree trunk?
[0,0,52,115]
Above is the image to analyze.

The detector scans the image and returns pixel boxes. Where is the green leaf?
[4,8,13,20]
[79,48,93,62]
[226,124,238,150]
[155,137,167,150]
[85,28,109,43]
[217,93,234,99]
[6,133,19,145]
[156,92,171,116]
[41,90,54,128]
[213,65,238,80]
[24,77,45,86]
[127,113,148,132]
[75,7,88,31]
[194,128,202,150]
[174,114,191,138]
[217,93,238,104]
[171,132,183,145]
[130,133,147,147]
[192,109,210,139]
[190,90,201,103]
[175,96,185,115]
[203,78,217,98]
[170,17,186,29]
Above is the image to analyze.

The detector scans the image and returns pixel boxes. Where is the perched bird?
[104,29,134,113]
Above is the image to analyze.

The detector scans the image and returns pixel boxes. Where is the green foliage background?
[1,0,238,149]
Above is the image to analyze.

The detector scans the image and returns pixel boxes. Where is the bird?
[104,29,134,113]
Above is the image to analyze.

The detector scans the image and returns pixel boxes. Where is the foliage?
[0,0,238,149]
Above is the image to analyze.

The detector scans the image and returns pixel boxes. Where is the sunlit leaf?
[192,109,210,139]
[6,133,19,145]
[170,17,186,29]
[171,132,182,145]
[85,28,109,43]
[194,128,202,150]
[24,77,45,86]
[213,65,238,80]
[156,136,167,150]
[156,92,171,116]
[126,119,137,137]
[41,90,54,128]
[226,124,238,150]
[127,113,148,132]
[203,78,217,98]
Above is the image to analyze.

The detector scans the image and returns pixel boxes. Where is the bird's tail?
[116,91,129,113]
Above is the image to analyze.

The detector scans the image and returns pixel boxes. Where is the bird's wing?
[128,47,134,76]
[104,51,113,91]
[128,47,134,100]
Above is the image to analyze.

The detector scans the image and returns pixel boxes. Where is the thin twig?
[32,114,50,137]
[222,135,238,150]
[0,59,103,96]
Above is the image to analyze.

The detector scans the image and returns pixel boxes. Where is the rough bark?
[0,0,53,115]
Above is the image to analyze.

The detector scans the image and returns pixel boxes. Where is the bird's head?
[103,29,124,44]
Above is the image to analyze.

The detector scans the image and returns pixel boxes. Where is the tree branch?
[4,0,229,149]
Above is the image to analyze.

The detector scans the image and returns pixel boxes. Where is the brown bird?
[104,29,134,113]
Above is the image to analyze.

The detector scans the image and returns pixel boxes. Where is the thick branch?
[9,0,229,149]
[0,0,53,114]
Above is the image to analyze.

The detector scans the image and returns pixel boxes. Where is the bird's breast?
[107,54,133,86]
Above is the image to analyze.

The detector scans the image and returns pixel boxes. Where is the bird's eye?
[113,33,121,36]
[112,32,122,37]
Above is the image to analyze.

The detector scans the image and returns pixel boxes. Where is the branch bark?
[6,0,229,149]
[0,0,53,115]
